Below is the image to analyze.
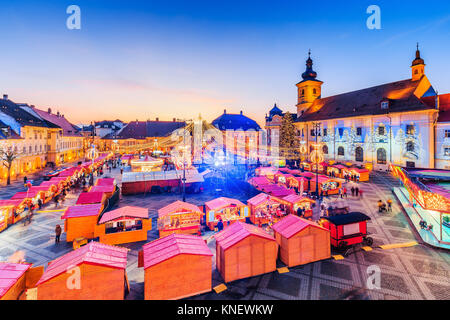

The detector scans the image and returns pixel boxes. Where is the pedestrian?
[355,187,359,197]
[339,188,343,199]
[217,219,224,232]
[37,198,43,210]
[55,224,62,243]
[54,194,59,208]
[351,186,355,196]
[23,176,28,184]
[387,199,393,212]
[120,168,123,175]
[377,200,383,213]
[297,206,302,217]
[359,189,364,198]
[343,187,347,198]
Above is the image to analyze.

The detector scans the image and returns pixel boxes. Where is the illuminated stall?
[327,164,347,178]
[274,173,293,186]
[62,204,103,242]
[247,193,291,225]
[204,197,248,231]
[255,167,277,182]
[157,201,203,237]
[28,186,53,203]
[286,176,307,190]
[282,194,316,218]
[0,199,27,231]
[348,167,370,182]
[76,191,107,207]
[95,206,151,245]
[309,175,341,195]
[130,155,164,172]
[247,176,271,190]
[36,242,128,300]
[0,263,33,300]
[301,161,312,171]
[141,234,212,300]
[259,184,295,198]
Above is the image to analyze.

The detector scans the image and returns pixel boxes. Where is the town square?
[0,0,449,305]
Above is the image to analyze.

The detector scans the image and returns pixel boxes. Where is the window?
[445,130,450,138]
[313,88,317,95]
[310,129,315,137]
[323,128,327,136]
[355,146,364,162]
[323,145,329,154]
[406,125,415,135]
[377,148,387,164]
[445,148,450,156]
[343,223,360,236]
[381,101,389,109]
[338,128,343,137]
[406,161,415,168]
[406,141,415,152]
[356,127,362,136]
[301,89,305,96]
[338,146,345,156]
[378,126,385,135]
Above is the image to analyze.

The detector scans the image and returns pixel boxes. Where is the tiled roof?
[158,200,202,217]
[142,234,212,269]
[296,79,436,122]
[423,93,450,123]
[0,263,32,298]
[62,204,103,219]
[272,214,326,239]
[212,112,261,131]
[32,108,82,137]
[215,222,275,250]
[108,120,186,139]
[0,99,57,128]
[36,242,128,285]
[76,192,104,205]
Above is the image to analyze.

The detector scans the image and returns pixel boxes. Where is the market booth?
[215,222,278,283]
[327,164,347,177]
[247,176,271,190]
[275,173,293,186]
[0,199,27,231]
[309,175,341,195]
[348,167,370,182]
[27,186,53,203]
[157,201,203,237]
[94,206,151,245]
[95,178,116,187]
[204,197,248,231]
[76,191,107,207]
[36,242,128,300]
[247,193,290,225]
[286,176,307,190]
[0,263,32,300]
[272,215,331,267]
[282,194,315,218]
[141,234,212,300]
[259,184,295,198]
[255,167,277,181]
[62,204,103,242]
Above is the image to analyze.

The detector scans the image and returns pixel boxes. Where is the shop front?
[204,197,248,231]
[310,176,341,195]
[282,194,316,218]
[157,201,203,237]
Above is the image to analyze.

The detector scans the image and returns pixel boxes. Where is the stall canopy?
[0,200,24,207]
[96,178,115,186]
[158,201,202,217]
[247,176,270,188]
[215,222,274,250]
[272,214,326,239]
[205,197,245,211]
[247,193,274,207]
[142,234,212,269]
[76,192,104,205]
[62,204,103,219]
[0,263,32,299]
[259,184,295,197]
[38,181,57,188]
[10,191,40,200]
[36,242,128,286]
[89,185,115,193]
[99,206,148,224]
[282,194,315,206]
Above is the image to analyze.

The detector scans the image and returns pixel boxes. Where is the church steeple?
[296,50,323,117]
[411,43,425,81]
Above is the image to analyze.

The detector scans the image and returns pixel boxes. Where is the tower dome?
[301,50,318,81]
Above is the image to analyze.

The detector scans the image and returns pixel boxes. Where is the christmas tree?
[279,112,299,160]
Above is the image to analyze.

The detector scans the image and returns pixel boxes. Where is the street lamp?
[312,122,321,197]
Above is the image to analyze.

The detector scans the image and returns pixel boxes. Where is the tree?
[279,112,299,160]
[0,147,19,185]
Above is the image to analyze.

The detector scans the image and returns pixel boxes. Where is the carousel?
[130,155,164,172]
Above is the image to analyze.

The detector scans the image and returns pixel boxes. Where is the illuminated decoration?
[130,155,164,172]
[299,143,307,154]
[391,165,450,213]
[309,143,324,164]
[86,144,99,160]
[171,144,192,170]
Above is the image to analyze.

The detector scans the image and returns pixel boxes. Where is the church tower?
[296,50,323,117]
[411,43,425,81]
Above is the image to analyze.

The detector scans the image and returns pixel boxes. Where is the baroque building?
[288,46,449,171]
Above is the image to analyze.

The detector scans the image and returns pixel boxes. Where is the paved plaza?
[0,166,449,300]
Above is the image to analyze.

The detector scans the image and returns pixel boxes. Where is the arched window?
[338,146,345,156]
[377,148,387,164]
[355,146,364,162]
[301,89,305,96]
[406,141,414,152]
[322,145,328,154]
[313,88,317,95]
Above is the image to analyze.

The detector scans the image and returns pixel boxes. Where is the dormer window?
[381,101,389,109]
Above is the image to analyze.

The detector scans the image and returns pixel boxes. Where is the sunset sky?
[1,0,449,126]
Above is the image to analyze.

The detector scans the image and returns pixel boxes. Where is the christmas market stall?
[259,184,295,198]
[62,204,103,242]
[36,242,129,300]
[282,194,316,218]
[274,173,294,186]
[327,164,347,178]
[38,181,61,195]
[247,176,271,190]
[27,186,53,203]
[255,166,277,182]
[247,193,290,225]
[309,175,341,195]
[95,178,116,187]
[215,222,278,283]
[348,167,370,182]
[286,176,307,191]
[0,199,27,231]
[94,206,151,245]
[141,234,212,300]
[76,191,107,207]
[157,201,203,237]
[89,185,115,198]
[204,197,248,231]
[0,262,38,300]
[272,215,331,267]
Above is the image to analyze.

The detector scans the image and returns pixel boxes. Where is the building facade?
[286,47,448,171]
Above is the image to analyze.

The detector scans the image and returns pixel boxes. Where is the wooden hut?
[89,185,115,198]
[247,193,290,225]
[36,242,128,300]
[282,194,316,218]
[76,191,107,206]
[142,234,212,300]
[259,184,295,198]
[204,197,248,231]
[247,176,271,190]
[62,204,103,242]
[0,263,31,300]
[157,201,203,237]
[94,206,151,245]
[272,215,330,267]
[349,168,370,182]
[0,200,26,232]
[215,222,278,283]
[309,175,341,195]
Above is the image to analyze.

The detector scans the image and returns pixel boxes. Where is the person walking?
[378,200,383,213]
[351,186,355,197]
[37,198,43,211]
[387,199,393,212]
[339,188,343,199]
[55,224,62,243]
[54,194,59,208]
[23,176,28,184]
[359,188,364,198]
[343,187,347,198]
[355,187,359,197]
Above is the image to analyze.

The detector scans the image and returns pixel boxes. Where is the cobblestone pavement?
[0,166,449,300]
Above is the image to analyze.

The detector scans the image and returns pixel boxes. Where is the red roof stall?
[36,242,128,300]
[274,173,294,186]
[76,191,107,207]
[62,204,103,242]
[89,185,115,199]
[0,199,27,231]
[255,167,277,181]
[95,178,116,187]
[282,194,316,218]
[27,186,53,203]
[309,175,341,195]
[0,263,31,300]
[272,215,330,267]
[157,201,203,237]
[258,184,295,198]
[348,167,370,182]
[94,206,151,245]
[247,176,271,190]
[204,197,248,231]
[286,176,307,190]
[247,193,290,225]
[142,234,212,300]
[215,222,278,283]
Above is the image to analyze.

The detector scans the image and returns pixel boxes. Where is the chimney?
[156,117,159,121]
[3,94,8,100]
[240,110,243,115]
[57,111,60,117]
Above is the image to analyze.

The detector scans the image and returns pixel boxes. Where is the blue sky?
[0,0,449,125]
